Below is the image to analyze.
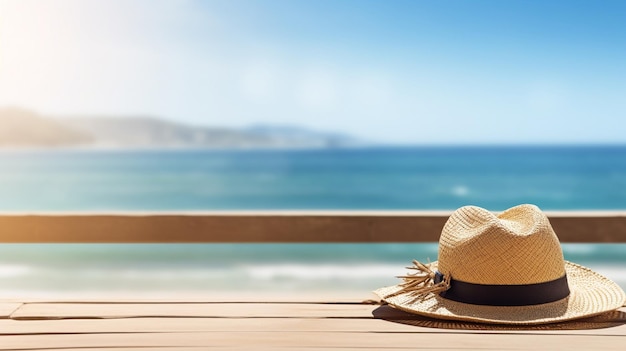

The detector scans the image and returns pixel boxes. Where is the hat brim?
[374,261,626,325]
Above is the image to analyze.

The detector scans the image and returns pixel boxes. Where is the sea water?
[1,146,625,211]
[0,146,624,295]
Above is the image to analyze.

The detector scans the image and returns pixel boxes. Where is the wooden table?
[1,212,624,349]
[1,295,625,350]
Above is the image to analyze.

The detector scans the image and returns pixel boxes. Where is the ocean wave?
[29,264,404,281]
[450,185,470,197]
[0,262,623,293]
[0,264,31,278]
[244,264,402,280]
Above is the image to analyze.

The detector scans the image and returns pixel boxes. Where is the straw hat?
[374,204,626,325]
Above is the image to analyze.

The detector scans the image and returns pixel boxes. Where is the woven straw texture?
[438,205,564,285]
[376,261,625,325]
[375,204,626,325]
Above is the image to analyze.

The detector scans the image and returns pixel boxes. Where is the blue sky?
[0,0,624,144]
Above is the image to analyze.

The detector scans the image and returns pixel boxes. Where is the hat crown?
[437,204,565,285]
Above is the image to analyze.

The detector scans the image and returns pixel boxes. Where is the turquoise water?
[0,146,624,294]
[1,146,625,211]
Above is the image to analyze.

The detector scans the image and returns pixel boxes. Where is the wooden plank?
[0,212,447,243]
[10,302,379,319]
[4,292,375,304]
[7,349,408,351]
[10,301,626,320]
[0,211,624,243]
[0,349,431,351]
[0,317,438,334]
[4,302,625,349]
[1,315,625,336]
[0,303,22,319]
[33,349,211,351]
[1,331,625,350]
[35,349,369,351]
[34,350,558,351]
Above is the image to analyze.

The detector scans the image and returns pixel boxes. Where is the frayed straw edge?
[384,259,450,303]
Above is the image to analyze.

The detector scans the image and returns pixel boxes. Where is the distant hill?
[60,116,277,148]
[0,108,364,149]
[243,124,359,148]
[0,107,93,147]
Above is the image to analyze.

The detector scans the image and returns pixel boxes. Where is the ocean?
[0,146,624,296]
[2,146,626,211]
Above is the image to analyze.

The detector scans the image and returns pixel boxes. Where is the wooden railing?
[0,211,625,242]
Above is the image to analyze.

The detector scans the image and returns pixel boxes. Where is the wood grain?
[2,331,625,350]
[1,315,625,335]
[0,303,21,318]
[1,211,625,242]
[10,302,379,319]
[3,300,625,350]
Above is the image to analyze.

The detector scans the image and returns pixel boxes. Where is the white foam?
[244,264,401,280]
[22,265,380,281]
[56,264,404,281]
[3,263,624,293]
[0,264,31,278]
[451,185,469,197]
[72,268,232,281]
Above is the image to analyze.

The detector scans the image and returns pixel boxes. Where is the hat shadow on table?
[372,304,626,331]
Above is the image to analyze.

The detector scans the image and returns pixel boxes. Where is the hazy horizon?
[3,106,626,147]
